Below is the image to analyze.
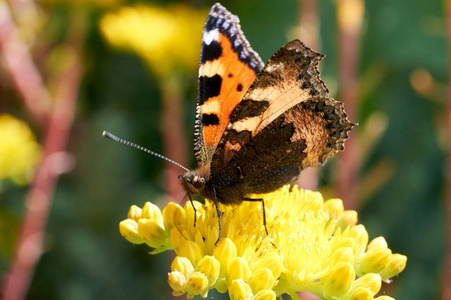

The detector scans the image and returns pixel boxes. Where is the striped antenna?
[102,131,191,173]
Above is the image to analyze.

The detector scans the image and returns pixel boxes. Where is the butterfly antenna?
[102,131,191,173]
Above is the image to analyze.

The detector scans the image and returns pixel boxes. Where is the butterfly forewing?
[194,3,264,167]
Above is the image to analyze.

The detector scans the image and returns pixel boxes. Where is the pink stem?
[297,0,320,191]
[442,0,451,298]
[0,3,51,125]
[1,27,82,300]
[161,77,188,203]
[336,0,361,210]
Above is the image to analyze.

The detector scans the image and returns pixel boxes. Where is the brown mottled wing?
[194,3,264,167]
[210,40,354,193]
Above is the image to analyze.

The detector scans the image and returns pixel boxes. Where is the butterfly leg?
[212,187,222,246]
[243,197,268,235]
[186,191,197,227]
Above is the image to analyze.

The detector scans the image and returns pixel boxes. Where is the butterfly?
[178,3,355,242]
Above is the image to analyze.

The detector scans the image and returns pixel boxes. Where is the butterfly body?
[180,3,354,221]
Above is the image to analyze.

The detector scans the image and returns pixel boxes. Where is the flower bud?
[127,205,142,221]
[253,289,276,300]
[379,253,407,280]
[367,237,388,251]
[348,287,373,300]
[375,296,395,300]
[248,268,275,293]
[359,248,392,274]
[331,247,355,266]
[324,262,355,298]
[163,202,185,231]
[323,198,344,219]
[350,273,382,295]
[141,202,164,227]
[168,270,186,295]
[119,219,144,244]
[138,218,166,248]
[332,237,356,255]
[171,256,194,275]
[170,226,185,253]
[179,240,204,266]
[228,257,251,282]
[213,238,237,277]
[229,279,252,300]
[215,278,228,294]
[251,252,282,280]
[337,210,358,228]
[186,272,209,298]
[348,225,369,257]
[196,255,220,286]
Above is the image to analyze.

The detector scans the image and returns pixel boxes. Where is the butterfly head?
[178,171,206,195]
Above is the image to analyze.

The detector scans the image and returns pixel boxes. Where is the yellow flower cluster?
[100,4,207,78]
[120,186,406,299]
[0,114,41,185]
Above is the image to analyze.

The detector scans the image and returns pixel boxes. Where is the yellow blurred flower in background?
[0,115,41,185]
[120,186,407,299]
[100,4,207,78]
[42,0,123,9]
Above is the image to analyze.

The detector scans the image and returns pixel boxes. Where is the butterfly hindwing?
[209,41,354,201]
[194,3,264,167]
[211,39,348,163]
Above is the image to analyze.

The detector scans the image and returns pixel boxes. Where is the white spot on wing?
[230,116,261,132]
[203,29,219,45]
[201,99,221,115]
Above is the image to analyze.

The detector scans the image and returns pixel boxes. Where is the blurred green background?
[0,0,447,299]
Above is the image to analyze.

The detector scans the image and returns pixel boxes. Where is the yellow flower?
[119,185,407,299]
[42,0,123,9]
[100,4,207,78]
[0,114,41,185]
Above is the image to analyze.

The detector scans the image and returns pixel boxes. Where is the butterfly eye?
[191,176,206,190]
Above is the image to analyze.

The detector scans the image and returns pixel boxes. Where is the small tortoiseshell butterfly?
[179,3,354,232]
[104,3,354,243]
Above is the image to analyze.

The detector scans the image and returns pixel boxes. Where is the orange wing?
[193,3,263,167]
